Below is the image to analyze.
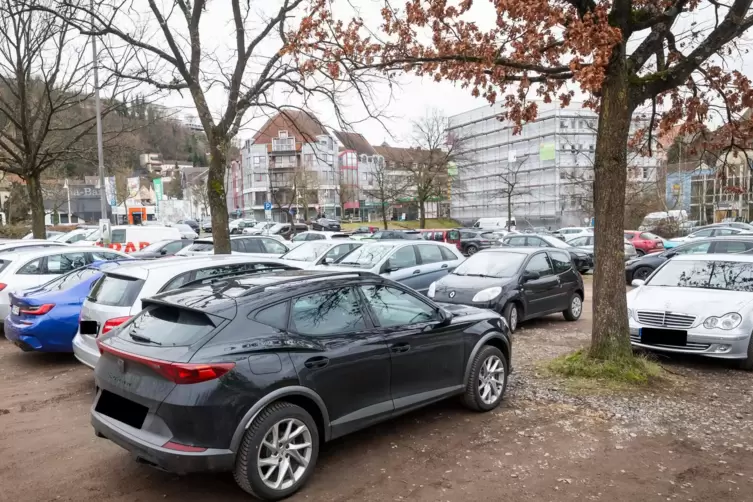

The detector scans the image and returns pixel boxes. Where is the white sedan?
[669,226,752,243]
[628,254,753,369]
[0,246,130,319]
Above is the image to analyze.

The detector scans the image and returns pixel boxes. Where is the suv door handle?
[390,343,410,353]
[412,269,421,275]
[441,264,448,269]
[304,356,329,369]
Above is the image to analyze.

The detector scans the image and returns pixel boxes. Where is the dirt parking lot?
[2,278,753,502]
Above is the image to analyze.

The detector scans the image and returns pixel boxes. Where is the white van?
[473,217,516,229]
[79,225,182,253]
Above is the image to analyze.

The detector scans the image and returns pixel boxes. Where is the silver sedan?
[567,235,637,261]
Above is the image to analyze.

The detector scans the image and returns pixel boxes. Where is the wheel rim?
[571,296,582,317]
[635,268,650,280]
[257,418,313,491]
[478,355,505,405]
[468,246,477,255]
[509,306,517,331]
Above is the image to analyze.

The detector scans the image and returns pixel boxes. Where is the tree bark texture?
[27,173,46,238]
[589,52,634,360]
[208,140,231,254]
[419,200,426,228]
[507,194,513,231]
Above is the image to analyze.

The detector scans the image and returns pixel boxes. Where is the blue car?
[5,260,134,352]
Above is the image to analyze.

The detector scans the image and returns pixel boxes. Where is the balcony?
[271,138,296,152]
[269,156,299,170]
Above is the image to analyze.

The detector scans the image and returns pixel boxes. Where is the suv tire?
[466,244,478,255]
[234,401,320,501]
[563,292,583,321]
[502,302,519,333]
[462,345,508,412]
[739,335,753,371]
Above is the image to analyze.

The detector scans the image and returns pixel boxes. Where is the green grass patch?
[546,349,663,387]
[341,218,460,231]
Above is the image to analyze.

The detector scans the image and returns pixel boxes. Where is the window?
[89,274,144,306]
[439,246,458,261]
[549,251,572,274]
[279,130,288,138]
[388,246,417,269]
[17,258,44,275]
[506,236,527,247]
[162,241,185,255]
[624,233,635,240]
[89,251,124,261]
[242,238,266,253]
[307,233,325,241]
[254,302,289,330]
[526,237,546,247]
[640,232,660,240]
[417,244,443,264]
[525,253,553,276]
[689,229,713,238]
[292,233,308,242]
[569,236,588,247]
[254,156,261,166]
[713,241,750,253]
[715,228,738,236]
[262,238,288,254]
[122,306,214,346]
[675,242,712,255]
[47,252,87,273]
[290,288,365,336]
[163,272,192,290]
[359,285,436,327]
[323,243,357,262]
[111,229,126,244]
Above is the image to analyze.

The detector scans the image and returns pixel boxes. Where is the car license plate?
[79,320,99,335]
[640,328,687,346]
[11,305,19,315]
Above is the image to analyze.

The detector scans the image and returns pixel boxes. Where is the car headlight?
[703,312,742,330]
[472,287,502,302]
[427,282,436,298]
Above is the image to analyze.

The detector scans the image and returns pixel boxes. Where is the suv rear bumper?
[92,411,235,474]
[72,333,99,369]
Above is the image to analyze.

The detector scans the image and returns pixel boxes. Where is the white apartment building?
[448,102,660,227]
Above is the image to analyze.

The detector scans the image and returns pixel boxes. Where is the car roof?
[479,247,543,255]
[105,254,274,280]
[195,234,272,243]
[0,246,119,262]
[672,253,753,263]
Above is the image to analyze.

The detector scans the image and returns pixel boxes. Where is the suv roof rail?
[240,270,381,297]
[178,265,297,289]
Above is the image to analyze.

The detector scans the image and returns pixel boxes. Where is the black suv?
[458,229,496,255]
[311,218,341,231]
[90,270,511,500]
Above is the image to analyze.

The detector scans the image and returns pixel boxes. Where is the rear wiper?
[130,333,162,345]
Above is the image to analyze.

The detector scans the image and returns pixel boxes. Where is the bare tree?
[47,0,386,253]
[333,169,356,219]
[190,176,210,219]
[362,159,410,230]
[0,0,130,237]
[494,157,531,231]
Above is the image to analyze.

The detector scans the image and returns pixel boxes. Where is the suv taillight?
[101,316,131,335]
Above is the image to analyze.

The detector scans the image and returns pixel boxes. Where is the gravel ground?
[1,277,753,501]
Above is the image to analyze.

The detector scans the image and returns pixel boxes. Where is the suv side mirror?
[437,307,453,326]
[522,270,540,282]
[382,260,400,273]
[160,248,167,255]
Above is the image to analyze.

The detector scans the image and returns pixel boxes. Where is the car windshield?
[268,224,285,233]
[541,235,572,249]
[281,242,332,262]
[647,259,753,291]
[84,229,101,241]
[452,251,527,278]
[186,241,214,252]
[138,240,173,253]
[335,244,395,267]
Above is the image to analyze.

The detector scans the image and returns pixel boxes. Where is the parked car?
[176,235,290,257]
[566,235,638,261]
[130,239,195,259]
[472,217,514,229]
[420,229,462,248]
[627,254,753,369]
[201,219,212,233]
[0,247,130,320]
[429,248,584,332]
[669,226,751,244]
[624,236,753,283]
[350,225,378,235]
[72,256,299,369]
[458,229,497,255]
[289,231,351,247]
[501,233,594,273]
[311,218,341,231]
[229,218,257,234]
[4,260,135,352]
[624,230,665,256]
[694,221,753,232]
[277,241,362,269]
[553,227,593,240]
[23,231,63,240]
[177,219,200,233]
[0,240,67,254]
[80,225,182,253]
[360,230,422,240]
[242,221,277,235]
[172,223,199,240]
[90,269,511,500]
[321,241,465,295]
[54,228,94,244]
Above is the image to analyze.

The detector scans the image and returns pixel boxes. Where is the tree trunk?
[27,173,46,238]
[381,202,388,230]
[507,194,513,231]
[589,51,634,360]
[207,139,231,254]
[419,200,426,228]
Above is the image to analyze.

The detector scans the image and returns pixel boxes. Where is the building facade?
[448,102,661,227]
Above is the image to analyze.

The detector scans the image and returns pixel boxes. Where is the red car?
[624,230,664,256]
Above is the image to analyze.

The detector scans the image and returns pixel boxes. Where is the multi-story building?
[448,102,661,227]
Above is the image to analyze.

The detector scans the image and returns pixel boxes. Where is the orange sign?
[96,241,150,253]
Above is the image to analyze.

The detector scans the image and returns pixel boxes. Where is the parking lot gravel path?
[2,277,753,502]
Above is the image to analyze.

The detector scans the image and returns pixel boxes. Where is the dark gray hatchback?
[91,270,512,500]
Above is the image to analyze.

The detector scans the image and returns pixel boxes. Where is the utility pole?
[90,0,107,220]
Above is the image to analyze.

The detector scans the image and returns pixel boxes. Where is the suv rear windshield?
[120,305,215,346]
[88,273,144,307]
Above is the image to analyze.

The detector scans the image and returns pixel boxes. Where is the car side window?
[712,241,749,254]
[17,258,44,275]
[417,244,443,264]
[254,302,289,330]
[569,236,587,246]
[549,251,572,274]
[292,233,308,242]
[290,288,365,336]
[111,229,126,244]
[439,246,458,261]
[262,238,288,254]
[163,241,184,254]
[676,241,712,255]
[587,236,594,246]
[388,246,418,269]
[715,228,738,236]
[359,284,437,328]
[47,252,87,274]
[692,229,713,237]
[526,237,545,247]
[624,233,634,240]
[506,236,527,246]
[525,253,553,276]
[308,233,325,241]
[323,244,354,261]
[460,231,473,239]
[163,272,193,290]
[242,238,265,253]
